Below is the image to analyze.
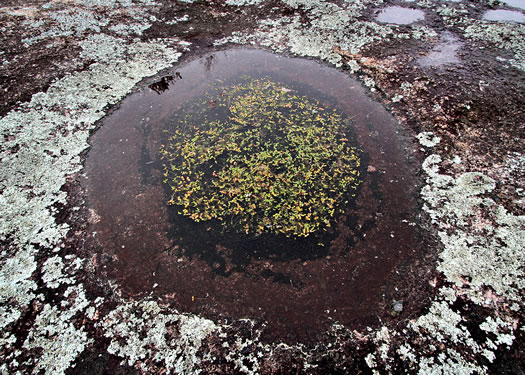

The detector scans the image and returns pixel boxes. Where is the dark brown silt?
[84,48,435,344]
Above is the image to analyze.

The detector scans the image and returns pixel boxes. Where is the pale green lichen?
[221,320,269,373]
[23,285,92,374]
[215,0,435,67]
[22,9,110,45]
[422,158,496,226]
[365,352,377,370]
[480,316,515,348]
[108,22,152,36]
[409,153,524,372]
[42,256,69,288]
[361,150,522,374]
[63,0,133,7]
[405,301,489,374]
[1,36,182,249]
[417,349,484,375]
[1,14,182,369]
[435,3,469,24]
[166,14,190,25]
[225,0,263,5]
[42,255,83,289]
[0,246,37,348]
[22,0,162,44]
[478,315,516,362]
[417,132,441,147]
[422,155,524,303]
[464,22,525,72]
[364,326,397,371]
[411,301,472,344]
[102,301,217,373]
[375,327,392,362]
[397,344,417,363]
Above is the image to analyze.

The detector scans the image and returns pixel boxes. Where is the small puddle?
[418,32,463,68]
[501,0,525,11]
[84,49,434,344]
[376,6,425,25]
[483,9,525,23]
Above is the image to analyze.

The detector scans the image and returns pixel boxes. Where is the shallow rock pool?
[84,48,435,344]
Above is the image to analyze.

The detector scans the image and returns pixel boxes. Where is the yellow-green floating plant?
[160,78,361,237]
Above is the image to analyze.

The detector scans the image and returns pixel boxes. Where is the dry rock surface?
[0,0,523,373]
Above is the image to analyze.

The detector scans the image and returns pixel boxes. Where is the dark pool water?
[84,48,434,344]
[376,6,425,24]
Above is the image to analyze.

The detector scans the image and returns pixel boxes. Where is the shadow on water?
[166,209,330,276]
[148,75,175,95]
[163,155,371,277]
[84,48,435,344]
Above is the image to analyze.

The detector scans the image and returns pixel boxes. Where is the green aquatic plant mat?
[160,77,361,237]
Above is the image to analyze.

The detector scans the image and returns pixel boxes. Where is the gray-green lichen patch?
[404,300,515,372]
[435,1,525,71]
[215,0,436,67]
[361,144,523,373]
[1,37,182,249]
[23,285,92,374]
[102,301,217,373]
[417,131,441,147]
[396,153,525,373]
[22,9,110,45]
[19,0,161,46]
[465,21,525,71]
[422,155,524,304]
[0,246,37,347]
[42,255,83,289]
[225,0,263,6]
[416,349,483,375]
[42,256,68,289]
[0,18,182,371]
